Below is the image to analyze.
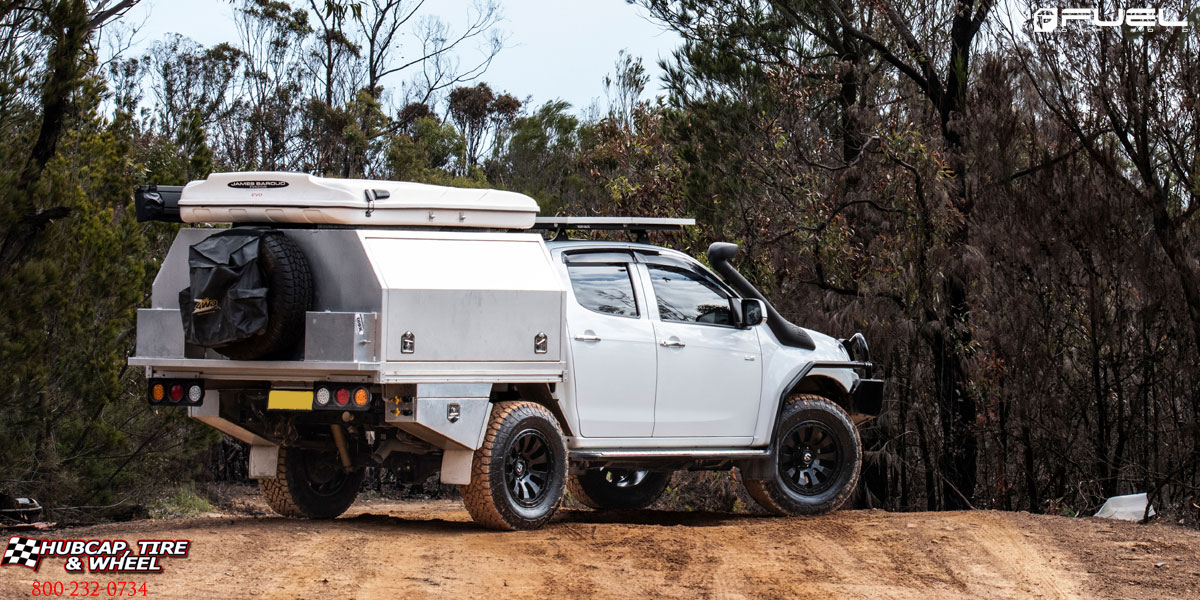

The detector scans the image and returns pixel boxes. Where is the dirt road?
[3,496,1198,599]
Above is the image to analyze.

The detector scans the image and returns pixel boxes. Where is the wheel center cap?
[515,460,526,475]
[802,451,814,464]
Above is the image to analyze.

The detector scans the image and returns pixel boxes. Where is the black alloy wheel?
[298,449,353,498]
[779,420,843,496]
[567,467,672,510]
[505,428,554,507]
[601,469,648,488]
[461,401,568,530]
[742,394,861,516]
[259,447,364,519]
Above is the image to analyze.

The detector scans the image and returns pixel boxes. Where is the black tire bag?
[179,228,312,360]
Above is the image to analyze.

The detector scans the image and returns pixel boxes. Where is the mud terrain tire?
[744,394,861,516]
[568,469,671,510]
[260,447,363,519]
[461,401,567,530]
[218,231,312,360]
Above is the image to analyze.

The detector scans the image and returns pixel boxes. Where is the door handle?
[659,339,686,348]
[573,335,602,342]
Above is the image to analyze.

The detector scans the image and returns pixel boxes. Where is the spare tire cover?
[179,229,271,348]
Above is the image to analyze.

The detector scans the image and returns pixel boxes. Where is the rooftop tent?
[160,172,539,229]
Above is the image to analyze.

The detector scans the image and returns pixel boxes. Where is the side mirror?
[741,298,767,328]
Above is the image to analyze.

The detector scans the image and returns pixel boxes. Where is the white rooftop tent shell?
[177,172,540,229]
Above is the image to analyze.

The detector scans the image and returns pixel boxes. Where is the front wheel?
[259,447,364,519]
[744,394,861,516]
[461,401,568,530]
[568,468,671,510]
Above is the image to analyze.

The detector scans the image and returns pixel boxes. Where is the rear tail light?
[311,384,372,411]
[148,379,204,407]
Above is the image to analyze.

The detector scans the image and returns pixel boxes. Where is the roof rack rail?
[532,217,695,242]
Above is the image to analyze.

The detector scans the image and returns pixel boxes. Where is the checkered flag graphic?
[3,536,43,570]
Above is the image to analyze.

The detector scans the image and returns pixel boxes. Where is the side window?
[566,265,639,317]
[647,265,733,325]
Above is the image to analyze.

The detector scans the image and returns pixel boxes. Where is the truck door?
[564,255,657,437]
[642,261,762,438]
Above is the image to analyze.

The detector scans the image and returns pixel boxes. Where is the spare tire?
[180,229,312,360]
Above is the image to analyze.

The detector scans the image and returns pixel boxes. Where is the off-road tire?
[259,447,364,519]
[744,394,861,516]
[461,401,567,530]
[218,231,312,360]
[568,469,671,510]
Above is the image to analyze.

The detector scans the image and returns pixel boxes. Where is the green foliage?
[0,116,213,509]
[656,472,752,513]
[493,100,584,214]
[148,484,215,519]
[1,0,1196,525]
[385,116,479,185]
[447,83,522,169]
[0,3,214,515]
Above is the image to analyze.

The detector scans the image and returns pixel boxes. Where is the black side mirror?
[740,298,766,328]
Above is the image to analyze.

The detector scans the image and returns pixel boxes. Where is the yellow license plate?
[268,390,313,410]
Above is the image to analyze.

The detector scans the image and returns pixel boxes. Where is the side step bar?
[570,448,769,461]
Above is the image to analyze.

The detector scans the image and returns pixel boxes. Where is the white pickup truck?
[130,172,882,530]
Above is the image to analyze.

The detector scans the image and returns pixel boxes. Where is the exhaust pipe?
[707,242,815,350]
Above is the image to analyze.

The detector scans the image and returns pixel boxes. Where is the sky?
[119,0,683,114]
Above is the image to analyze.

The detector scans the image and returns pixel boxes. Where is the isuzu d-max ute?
[130,172,883,530]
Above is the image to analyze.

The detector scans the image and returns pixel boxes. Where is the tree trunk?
[1021,419,1038,512]
[1149,198,1200,351]
[931,309,977,509]
[0,0,88,274]
[915,412,937,510]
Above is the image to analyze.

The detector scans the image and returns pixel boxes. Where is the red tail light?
[148,379,203,406]
[335,388,349,406]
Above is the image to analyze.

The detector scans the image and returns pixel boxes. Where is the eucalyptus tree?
[644,0,996,509]
[0,0,214,511]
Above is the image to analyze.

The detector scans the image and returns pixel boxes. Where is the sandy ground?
[3,493,1198,600]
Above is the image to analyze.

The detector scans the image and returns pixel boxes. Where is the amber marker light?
[151,384,165,401]
[354,388,369,407]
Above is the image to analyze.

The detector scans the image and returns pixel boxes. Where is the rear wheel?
[260,447,364,519]
[461,401,567,530]
[568,468,671,510]
[744,394,861,516]
[460,403,568,530]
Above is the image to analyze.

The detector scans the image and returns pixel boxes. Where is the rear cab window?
[566,264,640,318]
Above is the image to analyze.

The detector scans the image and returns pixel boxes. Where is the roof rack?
[532,217,695,242]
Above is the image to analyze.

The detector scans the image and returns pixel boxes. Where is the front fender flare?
[739,361,874,481]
